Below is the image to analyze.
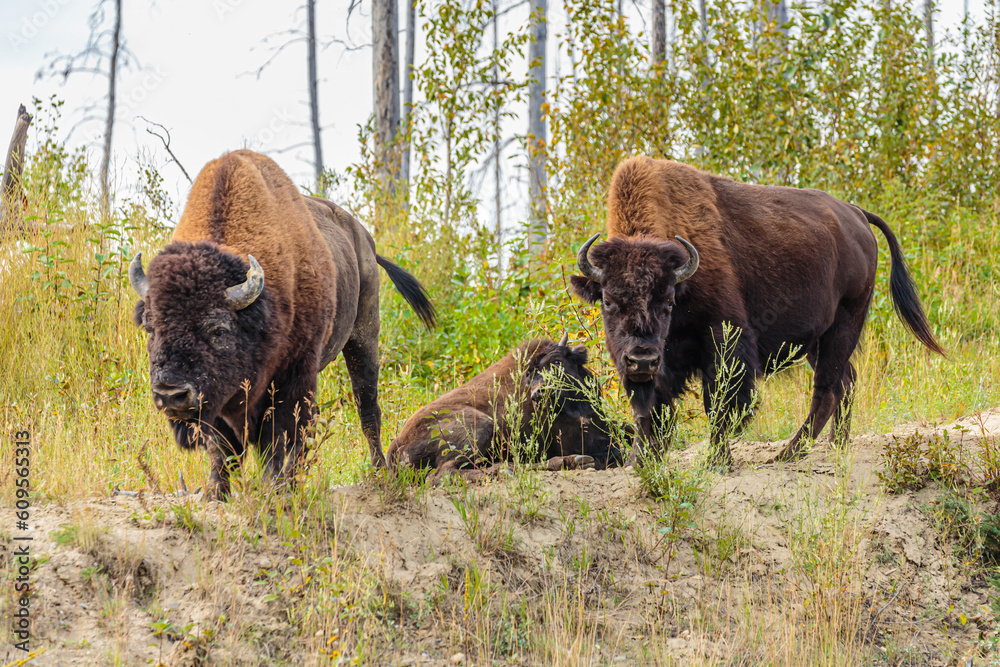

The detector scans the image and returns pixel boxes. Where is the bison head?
[522,336,620,464]
[569,234,698,400]
[130,241,269,448]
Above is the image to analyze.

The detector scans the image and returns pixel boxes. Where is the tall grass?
[1,2,999,662]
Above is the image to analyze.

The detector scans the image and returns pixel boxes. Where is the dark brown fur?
[386,339,623,481]
[571,156,943,465]
[134,150,433,497]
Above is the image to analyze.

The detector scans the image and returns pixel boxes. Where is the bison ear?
[570,276,602,304]
[132,299,146,328]
[570,344,589,364]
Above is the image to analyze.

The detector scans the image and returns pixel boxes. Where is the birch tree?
[38,0,129,215]
[652,0,667,69]
[373,0,401,198]
[307,0,323,194]
[401,0,417,189]
[527,0,548,251]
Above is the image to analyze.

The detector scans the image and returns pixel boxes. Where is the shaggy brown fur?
[386,339,623,482]
[133,150,433,498]
[572,156,943,465]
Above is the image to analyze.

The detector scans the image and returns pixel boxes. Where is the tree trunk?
[924,0,934,72]
[1,104,33,236]
[373,0,400,207]
[777,1,788,38]
[492,0,502,273]
[527,0,548,252]
[307,0,323,195]
[401,0,416,190]
[651,0,666,69]
[699,0,708,47]
[100,0,122,215]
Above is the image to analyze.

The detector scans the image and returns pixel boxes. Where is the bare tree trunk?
[99,0,122,215]
[307,0,323,195]
[373,0,400,209]
[699,0,708,47]
[527,0,548,252]
[651,0,666,69]
[1,104,33,236]
[924,0,935,72]
[492,0,502,272]
[401,0,417,190]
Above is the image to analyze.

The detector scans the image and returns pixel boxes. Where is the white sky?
[0,0,988,226]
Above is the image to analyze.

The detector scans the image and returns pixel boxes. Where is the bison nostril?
[625,352,661,374]
[152,382,196,411]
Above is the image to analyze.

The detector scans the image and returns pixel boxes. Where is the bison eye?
[602,295,618,312]
[211,327,227,339]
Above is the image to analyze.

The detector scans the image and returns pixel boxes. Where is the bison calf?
[387,337,623,481]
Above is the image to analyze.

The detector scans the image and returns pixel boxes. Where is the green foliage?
[929,490,1000,568]
[877,430,968,494]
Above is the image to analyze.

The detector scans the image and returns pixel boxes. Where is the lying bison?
[571,156,944,466]
[129,149,434,498]
[386,337,624,481]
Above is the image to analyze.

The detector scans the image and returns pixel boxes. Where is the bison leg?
[540,454,596,471]
[776,302,865,462]
[703,335,758,469]
[206,418,245,501]
[258,365,320,485]
[702,372,754,469]
[829,361,857,447]
[342,336,387,469]
[627,400,674,468]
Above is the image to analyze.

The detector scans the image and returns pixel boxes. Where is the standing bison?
[386,337,624,482]
[571,156,944,466]
[129,149,434,498]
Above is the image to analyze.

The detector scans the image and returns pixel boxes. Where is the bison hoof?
[772,443,806,463]
[708,447,733,473]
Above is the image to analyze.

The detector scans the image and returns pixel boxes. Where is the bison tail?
[376,255,436,329]
[863,210,945,356]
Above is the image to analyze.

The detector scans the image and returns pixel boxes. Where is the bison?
[386,337,624,482]
[570,157,944,466]
[129,149,434,498]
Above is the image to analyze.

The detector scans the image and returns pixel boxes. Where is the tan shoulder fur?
[172,149,337,327]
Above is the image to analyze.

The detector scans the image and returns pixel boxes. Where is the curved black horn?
[558,332,569,348]
[577,233,603,283]
[225,254,264,310]
[673,236,700,283]
[129,253,149,299]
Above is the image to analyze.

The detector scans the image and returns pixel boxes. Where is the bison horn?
[558,332,569,348]
[129,252,149,299]
[225,254,265,310]
[673,236,700,283]
[577,233,604,283]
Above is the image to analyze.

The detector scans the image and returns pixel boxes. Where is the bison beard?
[571,156,944,468]
[130,150,434,499]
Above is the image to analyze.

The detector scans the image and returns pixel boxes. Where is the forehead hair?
[145,241,249,309]
[590,237,687,297]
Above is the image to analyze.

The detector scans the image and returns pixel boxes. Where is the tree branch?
[138,116,192,183]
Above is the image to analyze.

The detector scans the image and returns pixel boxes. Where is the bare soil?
[4,410,1000,666]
